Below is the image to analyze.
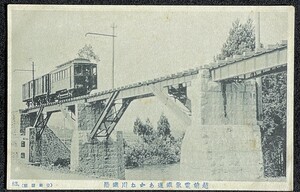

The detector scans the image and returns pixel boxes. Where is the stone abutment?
[180,69,263,181]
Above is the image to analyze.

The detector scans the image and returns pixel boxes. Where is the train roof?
[55,58,92,68]
[22,58,97,85]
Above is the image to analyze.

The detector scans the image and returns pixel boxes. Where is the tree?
[145,118,154,136]
[77,44,100,62]
[215,17,287,177]
[216,18,255,60]
[261,72,287,177]
[133,117,144,137]
[216,17,287,177]
[157,113,171,138]
[133,117,154,142]
[125,115,182,167]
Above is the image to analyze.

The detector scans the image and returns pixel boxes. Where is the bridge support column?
[35,113,70,167]
[19,112,39,163]
[20,111,70,165]
[70,103,125,179]
[70,104,80,171]
[180,69,263,181]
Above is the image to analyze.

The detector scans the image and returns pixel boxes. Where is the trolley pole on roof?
[85,23,117,89]
[32,61,35,102]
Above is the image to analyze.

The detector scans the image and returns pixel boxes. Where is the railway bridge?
[19,41,287,180]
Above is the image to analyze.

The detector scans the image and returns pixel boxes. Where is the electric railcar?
[22,58,97,106]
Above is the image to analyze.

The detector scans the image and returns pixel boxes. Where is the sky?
[8,6,290,134]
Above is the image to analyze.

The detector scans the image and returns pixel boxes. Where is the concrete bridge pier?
[70,103,125,179]
[19,102,125,179]
[180,69,263,181]
[19,111,70,165]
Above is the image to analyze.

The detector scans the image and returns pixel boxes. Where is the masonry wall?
[11,111,21,160]
[193,69,257,125]
[77,102,104,131]
[20,113,35,135]
[71,103,125,179]
[76,131,125,179]
[27,128,40,163]
[39,126,70,166]
[180,69,263,181]
[26,126,70,165]
[20,110,71,165]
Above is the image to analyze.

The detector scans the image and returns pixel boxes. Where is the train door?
[70,65,73,89]
[42,76,45,94]
[91,65,97,90]
[30,81,33,98]
[47,74,50,99]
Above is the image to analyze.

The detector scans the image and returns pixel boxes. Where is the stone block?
[181,125,263,181]
[75,131,124,179]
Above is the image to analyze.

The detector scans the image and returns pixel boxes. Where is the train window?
[83,66,90,75]
[75,66,82,75]
[45,77,47,91]
[42,77,44,92]
[92,66,97,75]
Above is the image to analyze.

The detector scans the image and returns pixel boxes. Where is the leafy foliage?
[217,17,287,177]
[125,114,184,168]
[261,72,287,177]
[216,18,255,60]
[77,44,100,62]
[157,113,171,138]
[133,117,154,143]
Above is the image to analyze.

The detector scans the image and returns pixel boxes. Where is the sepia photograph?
[7,5,294,190]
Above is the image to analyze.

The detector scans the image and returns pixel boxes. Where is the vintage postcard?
[7,5,294,190]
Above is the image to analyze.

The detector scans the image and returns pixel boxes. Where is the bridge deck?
[23,69,198,114]
[210,43,287,81]
[22,42,287,114]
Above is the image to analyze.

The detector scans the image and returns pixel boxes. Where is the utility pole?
[85,23,117,89]
[255,12,261,53]
[32,61,35,102]
[111,23,117,89]
[14,60,35,104]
